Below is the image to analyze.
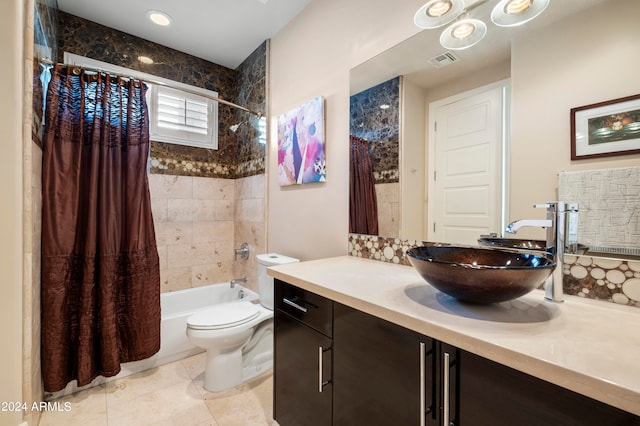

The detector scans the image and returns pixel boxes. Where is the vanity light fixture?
[491,0,550,27]
[414,0,551,50]
[440,17,487,50]
[414,0,465,29]
[146,10,173,27]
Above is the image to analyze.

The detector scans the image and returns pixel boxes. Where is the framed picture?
[571,93,640,160]
[277,96,326,186]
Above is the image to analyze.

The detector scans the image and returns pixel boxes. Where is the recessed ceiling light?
[146,10,173,26]
[138,56,154,64]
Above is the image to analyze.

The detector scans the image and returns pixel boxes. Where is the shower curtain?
[349,135,379,235]
[41,64,161,392]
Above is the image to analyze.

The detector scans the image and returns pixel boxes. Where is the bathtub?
[45,283,257,400]
[120,282,258,375]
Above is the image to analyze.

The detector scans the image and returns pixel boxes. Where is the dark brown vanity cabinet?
[455,350,640,426]
[274,280,334,426]
[274,280,640,426]
[333,302,435,425]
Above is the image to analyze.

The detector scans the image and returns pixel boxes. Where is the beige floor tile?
[105,358,192,405]
[38,384,107,426]
[204,373,275,426]
[107,380,216,426]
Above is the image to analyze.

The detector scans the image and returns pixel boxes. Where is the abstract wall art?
[277,96,326,186]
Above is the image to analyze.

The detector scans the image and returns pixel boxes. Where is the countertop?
[267,255,640,416]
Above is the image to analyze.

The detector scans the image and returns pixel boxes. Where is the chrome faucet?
[234,242,250,260]
[230,277,247,288]
[505,219,552,234]
[505,202,566,303]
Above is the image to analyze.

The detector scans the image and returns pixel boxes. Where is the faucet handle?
[533,202,561,209]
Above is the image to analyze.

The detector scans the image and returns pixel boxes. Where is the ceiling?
[350,0,611,94]
[56,0,312,69]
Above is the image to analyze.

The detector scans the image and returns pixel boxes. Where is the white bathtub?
[45,282,257,400]
[120,282,258,375]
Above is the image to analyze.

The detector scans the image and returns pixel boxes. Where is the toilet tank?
[256,253,299,310]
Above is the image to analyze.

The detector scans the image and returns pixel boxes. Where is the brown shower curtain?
[41,64,161,392]
[349,135,379,235]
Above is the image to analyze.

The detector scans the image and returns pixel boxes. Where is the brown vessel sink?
[407,245,556,304]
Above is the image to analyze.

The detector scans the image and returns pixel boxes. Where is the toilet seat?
[187,302,261,330]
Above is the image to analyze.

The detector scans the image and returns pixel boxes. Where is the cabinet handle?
[318,346,331,392]
[443,352,450,426]
[420,342,426,426]
[282,297,308,313]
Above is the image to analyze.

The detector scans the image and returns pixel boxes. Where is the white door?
[428,82,508,245]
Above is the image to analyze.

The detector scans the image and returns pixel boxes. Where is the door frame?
[426,79,511,242]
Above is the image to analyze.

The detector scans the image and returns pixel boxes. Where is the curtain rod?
[40,59,263,118]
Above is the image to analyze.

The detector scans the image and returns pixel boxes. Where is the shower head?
[229,121,247,133]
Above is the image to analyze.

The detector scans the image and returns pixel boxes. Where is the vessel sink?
[406,245,555,304]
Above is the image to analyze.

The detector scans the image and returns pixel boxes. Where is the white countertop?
[268,255,640,416]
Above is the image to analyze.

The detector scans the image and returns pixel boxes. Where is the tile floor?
[38,353,278,426]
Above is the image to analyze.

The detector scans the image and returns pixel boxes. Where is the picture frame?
[277,96,326,186]
[571,93,640,160]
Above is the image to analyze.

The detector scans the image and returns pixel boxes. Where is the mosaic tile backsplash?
[349,233,640,308]
[558,167,640,254]
[53,11,266,179]
[350,77,399,184]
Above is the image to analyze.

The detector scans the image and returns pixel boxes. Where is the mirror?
[349,0,638,252]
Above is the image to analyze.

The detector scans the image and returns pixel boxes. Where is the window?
[149,85,216,149]
[64,53,218,149]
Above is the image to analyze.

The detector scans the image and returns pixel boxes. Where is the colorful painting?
[277,96,326,186]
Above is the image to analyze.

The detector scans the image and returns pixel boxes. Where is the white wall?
[0,0,24,425]
[268,0,425,260]
[270,0,640,252]
[510,0,640,236]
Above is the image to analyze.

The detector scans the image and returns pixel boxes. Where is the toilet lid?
[187,303,261,330]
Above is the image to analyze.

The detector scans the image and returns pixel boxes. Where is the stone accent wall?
[55,11,266,179]
[350,77,399,184]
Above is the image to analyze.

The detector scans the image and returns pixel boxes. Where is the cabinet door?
[274,310,332,426]
[333,303,436,425]
[456,349,640,426]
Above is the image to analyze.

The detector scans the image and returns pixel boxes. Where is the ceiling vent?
[428,51,460,68]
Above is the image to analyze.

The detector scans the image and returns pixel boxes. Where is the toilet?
[186,253,299,392]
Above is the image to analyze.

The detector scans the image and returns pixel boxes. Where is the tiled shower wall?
[150,174,265,295]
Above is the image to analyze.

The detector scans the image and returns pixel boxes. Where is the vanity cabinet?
[333,303,434,425]
[274,280,333,426]
[455,349,640,426]
[274,280,640,425]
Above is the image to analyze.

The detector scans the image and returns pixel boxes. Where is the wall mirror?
[349,0,637,255]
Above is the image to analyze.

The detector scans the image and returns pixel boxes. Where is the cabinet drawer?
[275,279,333,337]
